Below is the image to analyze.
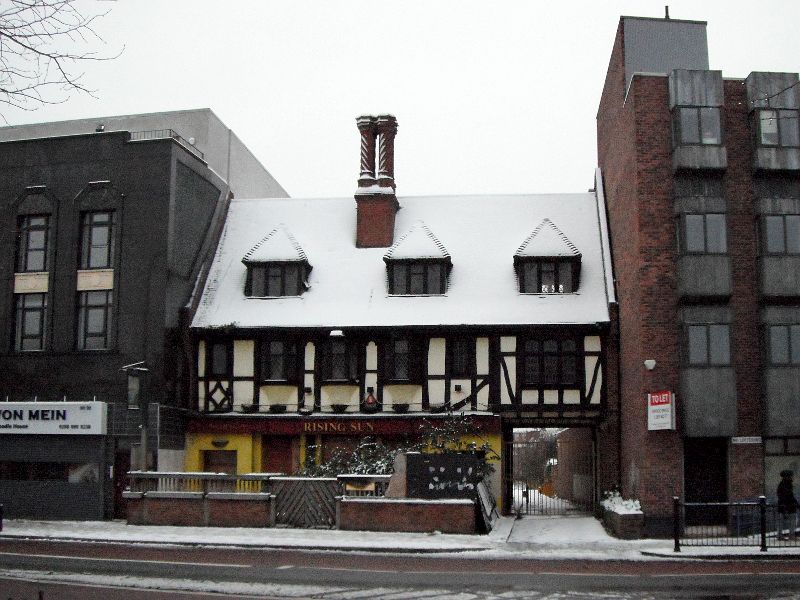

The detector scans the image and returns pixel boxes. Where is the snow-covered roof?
[193,175,615,329]
[242,224,307,263]
[384,220,450,261]
[515,219,580,258]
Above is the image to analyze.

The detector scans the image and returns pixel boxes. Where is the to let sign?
[647,391,675,431]
[0,402,107,435]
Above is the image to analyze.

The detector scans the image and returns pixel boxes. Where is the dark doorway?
[203,450,237,474]
[262,435,295,474]
[113,451,131,519]
[684,437,728,525]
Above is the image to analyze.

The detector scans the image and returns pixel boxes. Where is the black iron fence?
[673,496,800,552]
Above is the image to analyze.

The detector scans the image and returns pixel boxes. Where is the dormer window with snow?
[242,225,311,298]
[514,219,581,294]
[384,221,451,296]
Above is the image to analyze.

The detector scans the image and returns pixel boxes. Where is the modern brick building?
[597,16,800,535]
[0,114,286,519]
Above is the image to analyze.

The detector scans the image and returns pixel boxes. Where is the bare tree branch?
[0,0,121,115]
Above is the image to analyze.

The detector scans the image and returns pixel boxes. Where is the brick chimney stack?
[355,114,399,248]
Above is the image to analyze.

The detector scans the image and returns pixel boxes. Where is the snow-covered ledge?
[600,492,644,540]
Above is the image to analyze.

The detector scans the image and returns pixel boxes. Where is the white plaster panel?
[305,342,315,371]
[584,356,597,396]
[233,340,255,377]
[501,357,515,404]
[321,385,360,408]
[500,336,516,352]
[384,385,423,407]
[451,379,471,402]
[476,338,489,375]
[563,389,581,404]
[584,335,601,353]
[428,380,446,408]
[259,385,297,406]
[366,341,377,371]
[365,372,378,391]
[76,269,114,291]
[14,272,49,293]
[477,384,489,410]
[197,382,205,402]
[521,389,538,403]
[428,338,446,376]
[543,390,559,404]
[233,381,253,407]
[198,341,206,376]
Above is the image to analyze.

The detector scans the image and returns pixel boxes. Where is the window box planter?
[331,403,348,414]
[268,404,287,414]
[392,403,410,414]
[241,404,259,414]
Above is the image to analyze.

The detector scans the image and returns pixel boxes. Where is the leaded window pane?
[561,355,577,385]
[524,340,540,353]
[284,265,300,296]
[267,266,282,296]
[543,339,558,353]
[211,343,228,376]
[792,325,800,364]
[558,262,573,292]
[392,264,407,294]
[765,216,786,253]
[541,262,555,292]
[251,267,265,296]
[706,214,727,253]
[543,355,559,384]
[680,108,700,144]
[688,325,708,365]
[409,264,425,294]
[523,262,537,293]
[393,339,409,380]
[770,326,790,365]
[787,216,800,254]
[709,325,730,365]
[524,356,540,385]
[780,110,800,147]
[700,107,721,144]
[761,110,779,145]
[329,340,347,380]
[427,263,442,294]
[685,214,706,252]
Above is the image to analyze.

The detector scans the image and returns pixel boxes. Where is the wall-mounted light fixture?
[211,439,229,448]
[454,384,463,392]
[643,359,656,371]
[329,329,344,337]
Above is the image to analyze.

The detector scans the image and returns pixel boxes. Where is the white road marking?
[275,564,295,569]
[0,551,251,568]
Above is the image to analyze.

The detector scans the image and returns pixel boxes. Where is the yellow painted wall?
[185,432,262,474]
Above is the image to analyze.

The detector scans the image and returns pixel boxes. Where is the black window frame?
[206,339,232,378]
[259,339,299,382]
[76,290,113,351]
[245,262,304,297]
[679,213,728,255]
[767,324,800,366]
[387,259,448,295]
[383,337,422,383]
[673,106,723,146]
[79,210,115,270]
[13,292,47,352]
[516,258,580,294]
[448,337,476,379]
[761,214,800,255]
[686,323,731,366]
[16,214,50,272]
[756,108,800,148]
[320,338,359,383]
[519,336,581,388]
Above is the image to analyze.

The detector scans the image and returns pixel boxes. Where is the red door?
[262,435,294,474]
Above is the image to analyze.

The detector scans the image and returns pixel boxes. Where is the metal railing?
[673,496,800,552]
[129,129,204,159]
[128,471,278,494]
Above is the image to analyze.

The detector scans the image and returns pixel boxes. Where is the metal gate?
[271,477,340,528]
[505,428,595,515]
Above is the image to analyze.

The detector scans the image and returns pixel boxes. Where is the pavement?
[3,514,800,560]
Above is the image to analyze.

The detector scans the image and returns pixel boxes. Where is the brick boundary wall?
[124,492,274,527]
[337,497,477,534]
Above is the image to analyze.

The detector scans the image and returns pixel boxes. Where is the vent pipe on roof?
[354,114,400,248]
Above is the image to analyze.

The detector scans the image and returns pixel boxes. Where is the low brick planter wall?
[124,491,274,527]
[337,497,477,534]
[602,508,644,539]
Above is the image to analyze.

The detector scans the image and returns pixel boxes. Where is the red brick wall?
[553,428,593,502]
[355,196,399,247]
[206,498,272,527]
[337,498,476,534]
[127,495,273,527]
[143,496,205,526]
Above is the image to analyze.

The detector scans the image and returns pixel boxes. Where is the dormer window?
[514,219,581,294]
[384,221,451,296]
[242,225,311,298]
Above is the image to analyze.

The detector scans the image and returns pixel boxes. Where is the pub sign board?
[0,402,107,435]
[647,391,675,431]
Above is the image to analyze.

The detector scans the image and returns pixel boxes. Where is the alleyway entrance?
[505,427,595,515]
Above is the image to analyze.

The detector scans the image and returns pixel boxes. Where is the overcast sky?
[4,0,800,198]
